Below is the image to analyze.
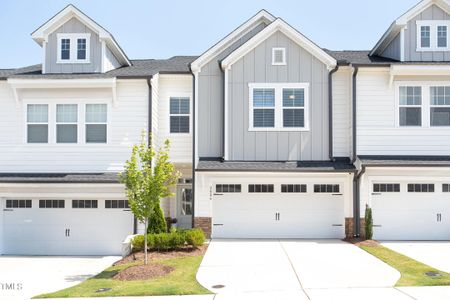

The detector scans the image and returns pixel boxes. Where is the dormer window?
[272,48,286,65]
[57,33,90,63]
[417,21,450,51]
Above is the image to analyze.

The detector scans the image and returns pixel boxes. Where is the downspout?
[328,66,339,161]
[351,66,359,163]
[190,70,196,229]
[353,165,365,237]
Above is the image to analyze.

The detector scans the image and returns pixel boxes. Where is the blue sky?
[0,0,419,68]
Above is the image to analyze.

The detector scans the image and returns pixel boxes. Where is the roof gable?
[31,4,130,66]
[371,0,450,56]
[190,10,275,72]
[221,18,337,70]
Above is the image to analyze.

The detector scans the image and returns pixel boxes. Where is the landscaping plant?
[365,204,373,240]
[121,132,180,264]
[148,205,167,234]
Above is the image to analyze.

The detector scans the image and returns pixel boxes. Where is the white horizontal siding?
[357,68,450,155]
[332,67,351,157]
[156,75,193,163]
[0,79,148,172]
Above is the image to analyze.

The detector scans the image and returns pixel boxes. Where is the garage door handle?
[213,193,224,196]
[372,193,381,195]
[332,224,343,227]
[3,209,13,212]
[332,193,343,196]
[373,225,382,227]
[213,224,224,226]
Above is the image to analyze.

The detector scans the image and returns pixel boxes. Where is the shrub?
[131,235,145,252]
[147,204,167,234]
[186,228,206,248]
[365,204,373,240]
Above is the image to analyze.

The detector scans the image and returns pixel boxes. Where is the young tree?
[120,133,179,264]
[365,204,373,240]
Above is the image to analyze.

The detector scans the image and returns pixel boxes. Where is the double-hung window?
[170,97,190,133]
[430,86,450,126]
[85,104,107,143]
[420,26,431,48]
[57,33,90,63]
[417,21,450,51]
[399,86,422,126]
[252,88,275,128]
[249,83,309,131]
[438,26,448,48]
[56,104,78,143]
[27,104,49,143]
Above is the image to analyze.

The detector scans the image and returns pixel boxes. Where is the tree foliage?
[365,204,373,240]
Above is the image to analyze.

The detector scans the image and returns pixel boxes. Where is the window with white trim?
[417,21,450,51]
[85,104,107,143]
[430,86,450,126]
[56,104,78,143]
[72,200,98,208]
[27,104,49,143]
[399,86,422,127]
[408,183,434,193]
[6,199,32,208]
[170,97,190,133]
[249,83,309,131]
[373,183,400,193]
[57,33,90,63]
[272,48,286,65]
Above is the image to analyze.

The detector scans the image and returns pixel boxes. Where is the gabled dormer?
[31,4,131,74]
[371,0,450,62]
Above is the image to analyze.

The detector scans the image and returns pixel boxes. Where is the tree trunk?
[144,219,148,265]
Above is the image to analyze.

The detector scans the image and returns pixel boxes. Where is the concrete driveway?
[382,241,450,273]
[0,256,120,300]
[197,239,400,299]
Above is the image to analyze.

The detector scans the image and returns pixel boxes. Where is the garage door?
[2,199,134,255]
[372,182,450,240]
[212,183,345,238]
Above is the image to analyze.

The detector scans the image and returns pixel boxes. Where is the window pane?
[86,104,107,123]
[283,109,304,127]
[86,124,107,143]
[431,86,450,105]
[61,38,70,60]
[283,89,304,107]
[57,104,77,123]
[57,124,77,143]
[77,38,86,60]
[170,116,189,133]
[253,89,275,107]
[28,125,48,143]
[399,87,421,105]
[400,107,421,126]
[253,109,274,127]
[421,26,430,48]
[170,98,190,114]
[438,26,447,48]
[431,107,450,126]
[27,104,48,122]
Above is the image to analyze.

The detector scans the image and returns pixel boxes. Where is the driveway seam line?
[394,287,418,300]
[278,239,311,300]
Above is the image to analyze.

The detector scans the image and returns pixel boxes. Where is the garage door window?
[443,184,450,192]
[314,184,339,193]
[105,200,129,208]
[39,199,65,208]
[408,184,435,192]
[281,184,307,193]
[248,184,274,193]
[6,199,32,208]
[72,200,98,208]
[216,184,241,193]
[373,183,400,193]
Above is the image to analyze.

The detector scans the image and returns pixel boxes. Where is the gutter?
[190,68,196,229]
[146,77,153,147]
[328,66,339,161]
[353,165,366,237]
[351,66,359,163]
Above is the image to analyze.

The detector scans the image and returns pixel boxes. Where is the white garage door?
[3,199,134,255]
[372,182,450,240]
[212,183,345,238]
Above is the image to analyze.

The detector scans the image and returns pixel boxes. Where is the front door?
[177,185,193,229]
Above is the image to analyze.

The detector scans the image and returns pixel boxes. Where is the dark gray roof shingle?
[0,56,197,79]
[359,156,450,166]
[0,173,120,183]
[197,159,355,172]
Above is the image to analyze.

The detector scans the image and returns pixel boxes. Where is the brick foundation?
[194,217,212,238]
[345,218,366,239]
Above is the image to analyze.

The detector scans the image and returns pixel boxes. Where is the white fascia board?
[221,18,337,71]
[369,22,399,56]
[190,10,276,73]
[390,64,450,76]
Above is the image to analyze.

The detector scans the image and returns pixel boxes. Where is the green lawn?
[360,244,450,286]
[35,255,211,298]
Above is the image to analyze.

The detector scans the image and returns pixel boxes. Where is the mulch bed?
[114,244,208,266]
[113,263,174,281]
[346,238,380,247]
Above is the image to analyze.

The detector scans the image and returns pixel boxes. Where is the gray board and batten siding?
[226,31,329,161]
[197,22,268,158]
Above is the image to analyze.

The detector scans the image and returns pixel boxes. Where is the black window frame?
[281,184,307,193]
[248,184,274,193]
[72,199,98,209]
[407,183,435,193]
[373,183,401,193]
[215,184,242,193]
[39,199,65,208]
[6,199,32,208]
[313,184,340,193]
[105,200,129,209]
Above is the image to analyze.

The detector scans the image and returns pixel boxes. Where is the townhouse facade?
[0,0,449,255]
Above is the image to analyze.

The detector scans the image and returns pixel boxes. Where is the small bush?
[186,228,205,248]
[131,235,145,252]
[147,205,167,234]
[365,204,373,240]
